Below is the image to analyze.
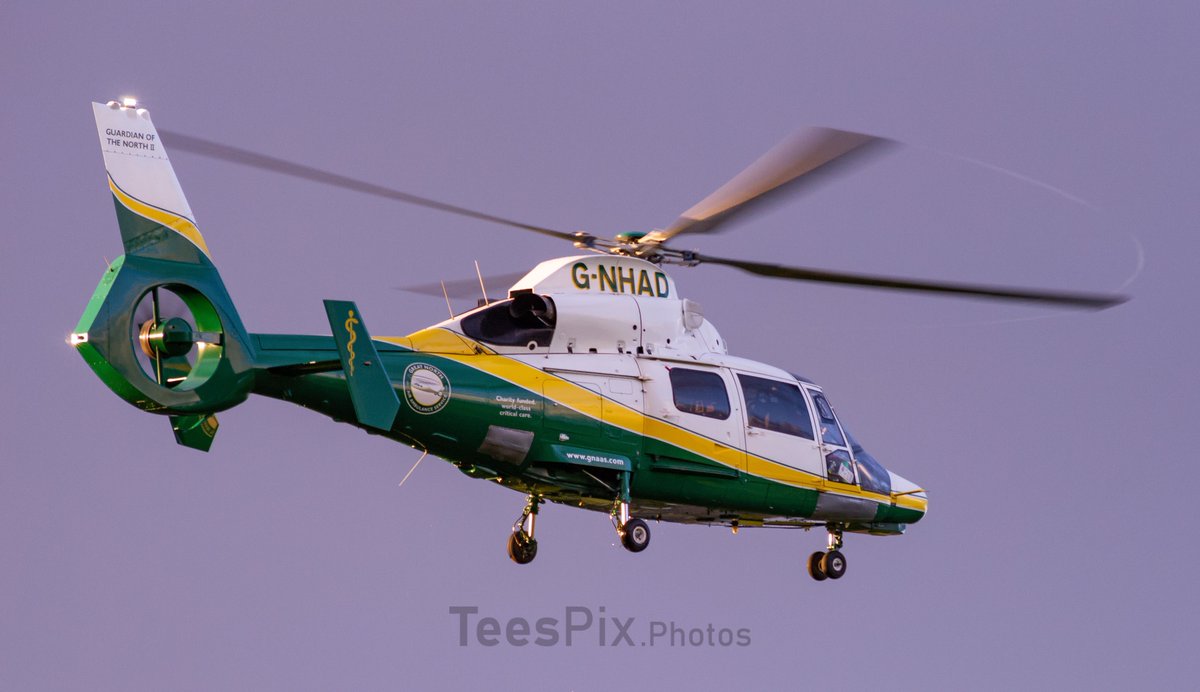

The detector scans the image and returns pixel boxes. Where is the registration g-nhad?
[73,99,1126,580]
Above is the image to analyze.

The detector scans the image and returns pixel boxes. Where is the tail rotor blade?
[151,287,162,385]
[160,354,192,385]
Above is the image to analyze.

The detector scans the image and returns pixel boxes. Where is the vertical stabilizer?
[323,300,401,431]
[93,100,210,263]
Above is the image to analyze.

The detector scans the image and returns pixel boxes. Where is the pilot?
[826,454,855,484]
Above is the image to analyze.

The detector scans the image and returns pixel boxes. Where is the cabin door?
[544,363,644,458]
[735,373,824,479]
[802,386,856,486]
[637,360,745,473]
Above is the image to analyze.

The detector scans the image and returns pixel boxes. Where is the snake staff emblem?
[345,310,359,376]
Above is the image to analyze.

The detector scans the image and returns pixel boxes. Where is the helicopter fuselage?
[252,255,927,533]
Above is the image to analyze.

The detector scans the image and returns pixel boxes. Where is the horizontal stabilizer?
[171,414,219,452]
[323,300,400,431]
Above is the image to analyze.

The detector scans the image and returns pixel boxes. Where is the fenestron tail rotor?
[131,286,223,388]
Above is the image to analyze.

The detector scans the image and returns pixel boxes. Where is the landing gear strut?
[612,471,650,553]
[807,526,847,581]
[507,495,540,565]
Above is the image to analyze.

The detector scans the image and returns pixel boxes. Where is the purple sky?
[4,2,1198,689]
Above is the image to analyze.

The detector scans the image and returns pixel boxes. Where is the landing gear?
[507,495,540,565]
[611,472,651,553]
[507,531,537,564]
[620,518,651,553]
[807,526,847,581]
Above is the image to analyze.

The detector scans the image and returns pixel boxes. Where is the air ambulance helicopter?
[73,98,1125,580]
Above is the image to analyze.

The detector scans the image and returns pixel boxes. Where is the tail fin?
[94,100,211,263]
[73,100,255,448]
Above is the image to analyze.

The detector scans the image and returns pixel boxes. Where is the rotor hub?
[138,316,194,358]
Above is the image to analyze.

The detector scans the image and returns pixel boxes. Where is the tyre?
[507,531,538,564]
[807,551,828,581]
[620,518,651,553]
[821,550,847,579]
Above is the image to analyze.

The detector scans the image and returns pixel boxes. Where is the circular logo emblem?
[403,363,451,414]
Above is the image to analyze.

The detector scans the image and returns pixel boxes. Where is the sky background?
[3,2,1199,690]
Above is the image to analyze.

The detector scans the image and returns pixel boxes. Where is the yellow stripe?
[383,328,496,355]
[381,328,928,513]
[108,177,210,257]
[894,494,927,511]
[376,336,414,349]
[417,337,926,513]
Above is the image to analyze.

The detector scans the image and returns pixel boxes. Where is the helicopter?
[74,98,1126,580]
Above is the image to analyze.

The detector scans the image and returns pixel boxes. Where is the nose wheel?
[807,527,847,581]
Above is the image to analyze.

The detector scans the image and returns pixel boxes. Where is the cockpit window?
[810,391,846,447]
[846,431,892,495]
[738,374,814,439]
[789,372,817,385]
[669,368,731,420]
[459,295,556,347]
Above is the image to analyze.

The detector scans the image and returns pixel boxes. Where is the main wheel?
[807,551,828,581]
[620,518,651,553]
[821,550,847,579]
[507,531,538,564]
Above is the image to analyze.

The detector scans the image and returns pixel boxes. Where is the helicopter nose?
[883,470,928,524]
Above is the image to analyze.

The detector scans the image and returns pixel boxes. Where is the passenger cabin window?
[738,374,814,440]
[669,368,731,420]
[459,295,556,347]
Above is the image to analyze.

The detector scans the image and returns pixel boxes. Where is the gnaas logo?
[403,363,451,414]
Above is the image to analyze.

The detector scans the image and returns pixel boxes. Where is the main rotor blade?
[645,128,894,244]
[157,130,578,242]
[698,253,1128,309]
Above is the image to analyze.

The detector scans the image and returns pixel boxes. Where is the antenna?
[440,280,454,320]
[474,260,490,305]
[397,447,428,490]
